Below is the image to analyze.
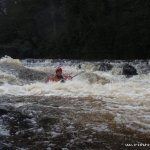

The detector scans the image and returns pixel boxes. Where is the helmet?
[55,67,62,73]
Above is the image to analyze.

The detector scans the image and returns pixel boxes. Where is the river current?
[0,56,149,149]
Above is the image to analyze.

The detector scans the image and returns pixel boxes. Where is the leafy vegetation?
[0,0,150,59]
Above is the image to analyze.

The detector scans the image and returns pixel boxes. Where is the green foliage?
[0,0,150,59]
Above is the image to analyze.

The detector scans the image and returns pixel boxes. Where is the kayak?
[49,75,72,82]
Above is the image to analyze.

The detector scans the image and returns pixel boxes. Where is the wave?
[0,56,149,143]
[0,56,149,98]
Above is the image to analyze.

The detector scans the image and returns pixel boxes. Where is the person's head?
[55,67,62,76]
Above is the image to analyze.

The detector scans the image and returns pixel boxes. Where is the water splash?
[0,56,150,136]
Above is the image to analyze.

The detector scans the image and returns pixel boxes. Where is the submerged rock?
[122,64,138,76]
[99,63,113,71]
[80,72,110,84]
[0,61,48,82]
[18,68,47,82]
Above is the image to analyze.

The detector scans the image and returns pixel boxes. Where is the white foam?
[0,55,22,65]
[0,72,149,101]
[0,57,150,133]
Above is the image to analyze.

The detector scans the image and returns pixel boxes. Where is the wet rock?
[122,64,138,76]
[99,63,113,71]
[0,61,48,82]
[78,64,82,69]
[18,68,47,81]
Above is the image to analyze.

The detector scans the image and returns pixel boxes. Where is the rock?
[122,64,138,76]
[78,64,81,69]
[0,61,47,82]
[81,72,110,84]
[18,68,47,81]
[99,63,113,71]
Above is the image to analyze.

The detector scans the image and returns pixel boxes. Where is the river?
[0,56,150,149]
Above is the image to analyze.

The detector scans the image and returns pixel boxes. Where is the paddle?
[59,71,84,83]
[72,71,85,78]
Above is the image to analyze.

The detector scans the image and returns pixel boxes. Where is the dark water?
[0,96,150,150]
[0,56,150,149]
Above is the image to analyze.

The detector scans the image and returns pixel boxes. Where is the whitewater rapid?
[0,56,150,138]
[0,56,149,99]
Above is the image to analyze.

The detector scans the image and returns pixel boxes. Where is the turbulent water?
[0,56,150,149]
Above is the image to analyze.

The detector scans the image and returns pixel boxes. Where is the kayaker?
[49,67,72,82]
